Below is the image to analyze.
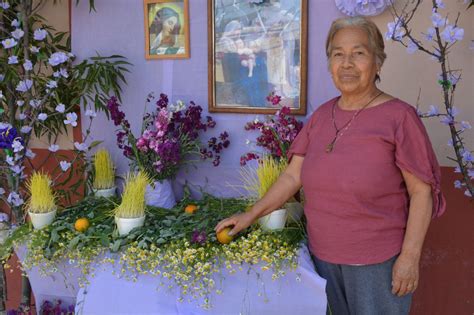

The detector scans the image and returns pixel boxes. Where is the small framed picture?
[144,0,190,59]
[208,0,308,114]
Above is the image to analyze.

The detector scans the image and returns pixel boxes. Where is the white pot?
[115,215,145,236]
[94,186,116,198]
[145,179,176,209]
[285,202,304,223]
[258,209,287,231]
[28,209,57,230]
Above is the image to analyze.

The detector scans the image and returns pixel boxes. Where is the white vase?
[285,201,304,223]
[28,209,57,230]
[94,186,116,198]
[115,215,145,236]
[145,179,176,209]
[258,209,288,231]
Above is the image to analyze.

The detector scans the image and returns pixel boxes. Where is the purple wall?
[72,0,342,198]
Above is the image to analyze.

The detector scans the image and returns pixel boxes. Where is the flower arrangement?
[240,93,303,166]
[26,172,56,213]
[93,149,115,190]
[115,172,149,218]
[107,93,230,181]
[3,195,304,310]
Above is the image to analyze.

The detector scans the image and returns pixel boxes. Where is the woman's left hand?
[391,253,420,297]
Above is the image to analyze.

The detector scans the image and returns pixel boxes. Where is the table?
[75,246,327,315]
[20,246,327,315]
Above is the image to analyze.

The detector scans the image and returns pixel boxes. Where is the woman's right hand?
[215,211,257,236]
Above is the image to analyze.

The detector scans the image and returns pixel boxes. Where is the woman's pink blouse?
[288,97,446,264]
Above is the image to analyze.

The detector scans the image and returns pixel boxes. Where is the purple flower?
[191,230,207,245]
[431,13,446,28]
[33,28,47,41]
[454,180,462,189]
[460,121,471,131]
[406,40,418,54]
[16,79,33,93]
[427,105,439,116]
[0,127,21,150]
[440,116,453,125]
[441,25,464,43]
[385,18,405,40]
[435,0,445,9]
[462,151,473,163]
[48,52,69,66]
[424,27,436,41]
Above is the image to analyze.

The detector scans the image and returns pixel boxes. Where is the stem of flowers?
[389,0,473,198]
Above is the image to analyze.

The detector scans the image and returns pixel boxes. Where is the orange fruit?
[74,218,90,232]
[216,227,234,244]
[184,204,198,214]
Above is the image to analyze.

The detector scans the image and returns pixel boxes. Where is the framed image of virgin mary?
[208,0,307,114]
[144,0,190,59]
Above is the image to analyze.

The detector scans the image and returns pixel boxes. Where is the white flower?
[424,27,436,41]
[25,149,36,159]
[7,192,24,207]
[60,161,71,172]
[435,0,445,9]
[29,99,41,108]
[12,140,24,153]
[2,38,17,49]
[11,19,19,27]
[64,112,78,127]
[254,116,260,124]
[8,55,18,64]
[59,68,69,78]
[0,122,11,129]
[465,190,472,197]
[0,187,4,195]
[74,142,88,152]
[0,212,9,222]
[20,126,32,133]
[85,109,97,117]
[11,29,24,39]
[33,28,47,41]
[169,100,186,113]
[460,121,471,130]
[10,165,24,175]
[16,79,33,92]
[441,25,464,44]
[0,74,4,82]
[46,80,57,89]
[23,59,33,71]
[406,39,418,54]
[18,113,26,120]
[55,103,66,113]
[48,144,60,152]
[245,139,251,145]
[0,1,10,9]
[37,113,48,121]
[5,156,14,166]
[48,52,68,66]
[17,100,24,107]
[30,46,40,53]
[427,105,439,116]
[431,13,446,28]
[0,90,3,99]
[454,180,462,189]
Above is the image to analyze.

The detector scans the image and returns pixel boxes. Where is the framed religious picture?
[208,0,307,115]
[144,0,190,59]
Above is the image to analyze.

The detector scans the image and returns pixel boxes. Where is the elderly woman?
[216,16,445,314]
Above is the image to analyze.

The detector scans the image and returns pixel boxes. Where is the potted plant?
[26,172,57,229]
[114,172,149,236]
[92,149,116,198]
[241,156,289,231]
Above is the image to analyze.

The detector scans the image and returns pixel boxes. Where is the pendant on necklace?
[326,143,334,153]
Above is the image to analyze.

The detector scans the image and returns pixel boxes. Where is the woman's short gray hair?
[325,16,387,81]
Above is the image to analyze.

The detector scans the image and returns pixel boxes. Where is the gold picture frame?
[144,0,190,59]
[208,0,307,115]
